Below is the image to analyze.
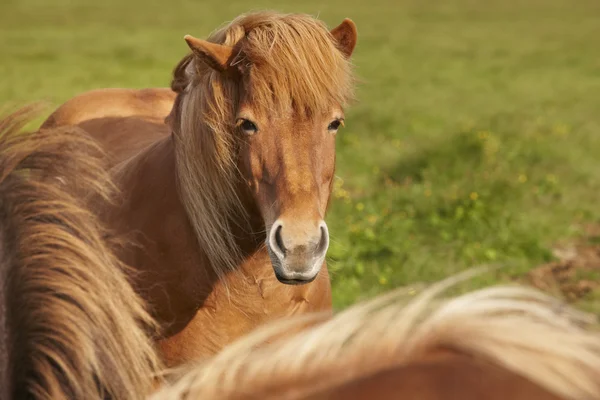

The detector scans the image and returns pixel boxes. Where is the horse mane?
[0,105,162,399]
[170,11,355,277]
[150,268,600,400]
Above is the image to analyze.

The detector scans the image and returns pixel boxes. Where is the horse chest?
[157,265,331,367]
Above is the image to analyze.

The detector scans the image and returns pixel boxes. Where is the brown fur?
[41,11,358,366]
[150,270,600,400]
[0,106,162,399]
[303,355,563,400]
[40,88,176,129]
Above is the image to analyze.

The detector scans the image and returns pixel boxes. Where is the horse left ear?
[184,35,234,72]
[330,18,358,58]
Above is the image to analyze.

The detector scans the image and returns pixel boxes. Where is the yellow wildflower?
[553,123,569,136]
[477,130,489,140]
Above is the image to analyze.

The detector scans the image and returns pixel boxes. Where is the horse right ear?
[330,18,358,59]
[184,35,234,72]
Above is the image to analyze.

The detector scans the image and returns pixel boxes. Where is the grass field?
[2,0,600,309]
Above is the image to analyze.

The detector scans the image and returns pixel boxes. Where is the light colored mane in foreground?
[172,11,355,277]
[151,268,600,400]
[0,105,161,399]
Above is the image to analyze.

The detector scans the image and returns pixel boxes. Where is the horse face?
[182,16,357,284]
[236,106,343,284]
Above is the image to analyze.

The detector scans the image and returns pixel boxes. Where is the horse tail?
[0,105,161,399]
[149,269,600,400]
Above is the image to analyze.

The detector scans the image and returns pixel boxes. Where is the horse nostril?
[274,224,286,255]
[317,224,329,254]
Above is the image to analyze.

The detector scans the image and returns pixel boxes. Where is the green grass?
[2,0,600,309]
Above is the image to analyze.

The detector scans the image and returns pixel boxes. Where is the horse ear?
[330,18,357,58]
[184,35,234,72]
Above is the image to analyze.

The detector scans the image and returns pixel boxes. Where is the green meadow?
[2,0,600,309]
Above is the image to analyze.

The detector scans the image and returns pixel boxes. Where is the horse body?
[41,12,357,366]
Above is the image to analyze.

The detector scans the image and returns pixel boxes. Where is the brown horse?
[0,106,162,399]
[150,269,600,400]
[41,11,358,366]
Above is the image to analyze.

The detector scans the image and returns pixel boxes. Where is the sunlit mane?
[0,105,161,399]
[151,269,600,400]
[171,11,355,277]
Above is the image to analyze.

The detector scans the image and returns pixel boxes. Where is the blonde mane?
[0,105,162,399]
[171,11,355,277]
[151,268,600,400]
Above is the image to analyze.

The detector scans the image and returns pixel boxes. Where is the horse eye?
[237,119,258,134]
[328,119,344,132]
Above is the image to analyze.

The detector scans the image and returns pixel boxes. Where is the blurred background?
[2,0,600,310]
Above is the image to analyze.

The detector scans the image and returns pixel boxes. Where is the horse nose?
[268,220,329,284]
[268,220,329,258]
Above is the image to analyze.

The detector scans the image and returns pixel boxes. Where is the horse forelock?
[227,11,355,115]
[0,105,161,399]
[151,268,600,400]
[173,11,355,278]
